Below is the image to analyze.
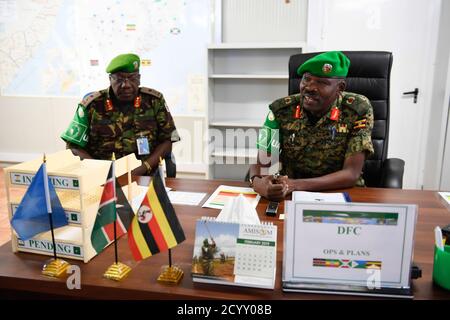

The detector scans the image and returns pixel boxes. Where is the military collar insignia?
[104,95,142,112]
[134,96,142,109]
[105,99,114,112]
[330,106,340,121]
[294,105,301,119]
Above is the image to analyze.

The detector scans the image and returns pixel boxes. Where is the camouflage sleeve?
[256,110,280,154]
[154,95,180,143]
[345,102,375,158]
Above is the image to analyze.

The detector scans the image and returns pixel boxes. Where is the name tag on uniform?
[136,136,150,155]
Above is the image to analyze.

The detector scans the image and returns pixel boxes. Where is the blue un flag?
[10,164,68,240]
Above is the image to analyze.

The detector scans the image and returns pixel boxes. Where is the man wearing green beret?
[61,53,180,175]
[249,51,374,200]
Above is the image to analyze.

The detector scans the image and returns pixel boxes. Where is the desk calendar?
[191,218,277,289]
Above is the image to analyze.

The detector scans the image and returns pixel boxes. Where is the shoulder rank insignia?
[284,96,292,105]
[140,87,163,99]
[353,118,367,129]
[346,97,355,104]
[80,91,102,107]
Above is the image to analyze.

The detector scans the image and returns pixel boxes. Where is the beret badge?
[322,63,333,74]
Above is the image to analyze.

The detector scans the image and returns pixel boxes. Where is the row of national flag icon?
[10,158,185,265]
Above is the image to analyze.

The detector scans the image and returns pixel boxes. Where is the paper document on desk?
[167,191,207,206]
[280,191,350,220]
[292,191,350,203]
[202,185,260,210]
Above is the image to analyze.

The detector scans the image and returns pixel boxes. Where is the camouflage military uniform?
[257,92,374,184]
[63,87,180,161]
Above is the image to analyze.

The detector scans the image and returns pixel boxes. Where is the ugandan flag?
[90,163,134,254]
[128,170,185,261]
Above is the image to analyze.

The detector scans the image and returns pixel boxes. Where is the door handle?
[402,88,419,103]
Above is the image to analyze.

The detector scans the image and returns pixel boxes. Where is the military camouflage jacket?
[64,87,180,160]
[257,92,374,181]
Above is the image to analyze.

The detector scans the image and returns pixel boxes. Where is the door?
[308,0,441,189]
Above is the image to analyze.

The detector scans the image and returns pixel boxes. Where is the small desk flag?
[128,170,185,261]
[10,164,68,240]
[91,163,134,254]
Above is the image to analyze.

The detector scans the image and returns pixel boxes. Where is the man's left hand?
[275,175,295,196]
[131,164,148,176]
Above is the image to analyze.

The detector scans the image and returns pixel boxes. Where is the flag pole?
[41,154,70,277]
[168,248,172,268]
[103,152,131,281]
[43,154,57,261]
[112,153,119,265]
[127,154,132,203]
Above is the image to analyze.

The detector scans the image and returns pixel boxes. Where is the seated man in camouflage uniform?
[61,53,180,175]
[249,51,374,201]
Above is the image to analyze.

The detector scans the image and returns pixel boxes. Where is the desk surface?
[1,178,450,300]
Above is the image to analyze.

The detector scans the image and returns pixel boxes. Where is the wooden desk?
[1,178,450,300]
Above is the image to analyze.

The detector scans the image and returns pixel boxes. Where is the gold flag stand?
[157,249,183,284]
[102,153,131,282]
[42,258,70,278]
[103,262,132,281]
[157,265,184,284]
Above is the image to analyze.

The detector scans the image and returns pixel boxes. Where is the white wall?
[423,0,450,190]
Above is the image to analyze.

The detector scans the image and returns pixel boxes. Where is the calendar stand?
[191,217,277,290]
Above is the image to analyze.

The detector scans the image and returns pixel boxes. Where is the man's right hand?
[252,175,288,201]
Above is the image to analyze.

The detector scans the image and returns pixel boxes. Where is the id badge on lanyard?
[136,135,150,155]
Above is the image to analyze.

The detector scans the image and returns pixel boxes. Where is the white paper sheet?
[292,191,348,203]
[167,191,207,206]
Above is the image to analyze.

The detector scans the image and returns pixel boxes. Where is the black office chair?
[288,51,404,188]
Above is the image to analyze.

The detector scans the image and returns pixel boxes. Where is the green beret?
[297,51,350,78]
[106,53,140,73]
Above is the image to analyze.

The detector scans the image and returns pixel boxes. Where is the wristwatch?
[249,175,262,187]
[143,160,152,173]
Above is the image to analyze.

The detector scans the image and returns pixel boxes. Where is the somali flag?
[10,163,68,240]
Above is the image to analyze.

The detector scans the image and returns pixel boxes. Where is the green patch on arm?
[257,111,280,153]
[60,104,90,148]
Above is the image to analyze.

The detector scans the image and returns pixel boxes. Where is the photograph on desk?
[191,218,277,289]
[202,185,261,210]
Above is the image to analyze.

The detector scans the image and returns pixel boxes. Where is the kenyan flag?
[91,163,134,254]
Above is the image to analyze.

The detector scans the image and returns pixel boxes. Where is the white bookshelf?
[207,43,304,179]
[211,147,258,160]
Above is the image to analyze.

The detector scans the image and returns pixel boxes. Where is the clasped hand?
[254,175,293,201]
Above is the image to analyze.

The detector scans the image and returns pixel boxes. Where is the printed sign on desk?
[282,202,417,298]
